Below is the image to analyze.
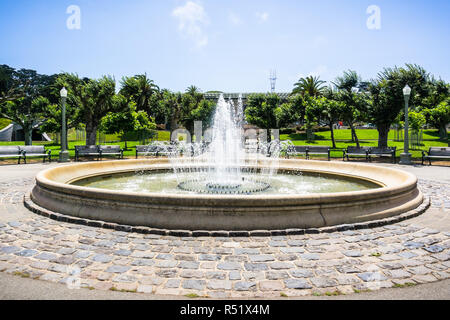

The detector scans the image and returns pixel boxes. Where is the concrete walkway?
[0,161,449,300]
[1,272,448,300]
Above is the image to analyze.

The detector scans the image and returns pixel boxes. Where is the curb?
[24,192,430,238]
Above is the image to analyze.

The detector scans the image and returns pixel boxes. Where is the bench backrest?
[291,146,308,153]
[136,145,149,153]
[307,146,330,153]
[429,147,450,156]
[75,145,99,154]
[0,146,21,155]
[370,147,396,154]
[347,146,371,153]
[136,145,166,153]
[20,146,45,154]
[99,145,121,153]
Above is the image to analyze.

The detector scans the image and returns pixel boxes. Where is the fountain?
[28,94,424,232]
[168,94,278,195]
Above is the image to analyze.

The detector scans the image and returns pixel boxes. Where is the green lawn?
[280,129,444,142]
[0,129,448,161]
[280,129,449,159]
[0,118,12,130]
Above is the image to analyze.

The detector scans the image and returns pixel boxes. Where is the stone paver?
[0,165,449,298]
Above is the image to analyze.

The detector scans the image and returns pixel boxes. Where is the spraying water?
[151,93,289,194]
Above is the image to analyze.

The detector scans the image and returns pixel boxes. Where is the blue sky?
[0,0,449,92]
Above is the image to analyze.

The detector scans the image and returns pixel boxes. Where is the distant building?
[0,122,51,142]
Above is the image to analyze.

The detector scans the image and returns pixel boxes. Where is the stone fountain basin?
[31,159,423,231]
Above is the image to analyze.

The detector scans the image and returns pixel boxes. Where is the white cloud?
[256,11,269,23]
[228,11,242,26]
[172,1,210,48]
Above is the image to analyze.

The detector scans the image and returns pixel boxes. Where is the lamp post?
[399,85,412,165]
[58,87,70,163]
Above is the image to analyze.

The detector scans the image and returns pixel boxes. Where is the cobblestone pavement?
[0,168,449,298]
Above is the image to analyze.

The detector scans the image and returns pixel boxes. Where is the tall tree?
[58,73,127,145]
[368,64,432,148]
[332,70,368,147]
[314,96,345,149]
[120,74,160,117]
[0,67,56,145]
[180,87,215,136]
[100,97,157,148]
[245,93,290,142]
[424,100,450,140]
[158,89,183,131]
[292,76,326,97]
[0,65,27,104]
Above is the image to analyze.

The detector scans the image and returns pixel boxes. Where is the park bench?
[286,146,308,159]
[307,146,331,161]
[286,146,330,161]
[136,145,158,158]
[368,147,397,163]
[0,146,23,164]
[99,145,123,160]
[20,146,52,163]
[343,146,371,162]
[135,144,176,158]
[422,147,450,165]
[75,145,101,161]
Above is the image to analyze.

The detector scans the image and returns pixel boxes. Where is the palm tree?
[120,73,160,115]
[186,85,201,95]
[332,70,360,92]
[292,76,326,97]
[333,70,365,147]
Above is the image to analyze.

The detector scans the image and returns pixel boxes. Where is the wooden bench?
[286,146,330,160]
[75,145,101,161]
[99,145,123,160]
[343,146,371,162]
[368,147,397,163]
[20,146,51,163]
[307,146,331,161]
[286,146,308,159]
[135,145,176,158]
[422,147,450,165]
[0,146,23,164]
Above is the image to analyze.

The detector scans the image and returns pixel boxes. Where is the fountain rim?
[33,159,418,206]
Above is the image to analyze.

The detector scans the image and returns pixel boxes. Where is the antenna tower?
[269,69,277,93]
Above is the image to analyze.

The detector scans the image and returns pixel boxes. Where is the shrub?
[280,128,296,134]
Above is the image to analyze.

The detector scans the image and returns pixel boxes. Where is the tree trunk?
[349,123,360,148]
[329,122,336,149]
[24,123,33,146]
[85,123,98,146]
[169,118,178,132]
[439,125,448,140]
[377,124,390,148]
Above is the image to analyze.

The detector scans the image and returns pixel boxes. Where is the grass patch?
[371,252,382,257]
[109,287,137,293]
[185,293,201,298]
[280,292,288,297]
[324,290,343,296]
[393,282,416,288]
[353,288,372,294]
[13,271,30,278]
